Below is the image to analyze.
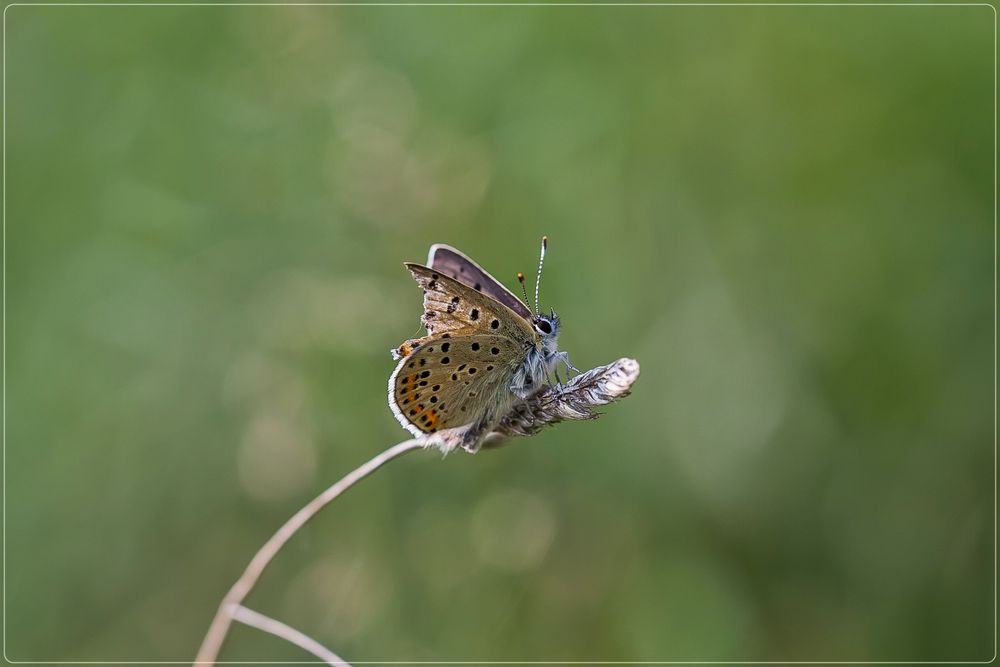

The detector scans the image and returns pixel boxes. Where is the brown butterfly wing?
[388,334,524,436]
[404,263,535,341]
[389,263,539,449]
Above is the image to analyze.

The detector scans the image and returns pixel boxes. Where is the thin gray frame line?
[0,0,6,660]
[1,2,999,6]
[0,660,993,665]
[2,2,996,665]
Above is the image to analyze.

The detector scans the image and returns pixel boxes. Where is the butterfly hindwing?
[388,334,524,436]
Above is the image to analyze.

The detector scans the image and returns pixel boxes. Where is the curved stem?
[231,604,349,666]
[194,438,425,665]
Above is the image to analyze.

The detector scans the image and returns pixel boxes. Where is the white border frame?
[2,2,996,664]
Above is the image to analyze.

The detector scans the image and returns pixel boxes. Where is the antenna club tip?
[517,272,525,281]
[542,235,548,246]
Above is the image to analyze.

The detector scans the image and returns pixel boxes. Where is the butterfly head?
[533,309,561,357]
[534,309,560,335]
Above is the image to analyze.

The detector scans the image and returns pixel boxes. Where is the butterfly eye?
[536,318,553,335]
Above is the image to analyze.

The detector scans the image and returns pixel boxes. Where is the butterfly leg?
[557,351,580,376]
[427,417,494,455]
[459,412,499,453]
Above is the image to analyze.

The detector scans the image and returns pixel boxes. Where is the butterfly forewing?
[427,244,533,320]
[389,334,523,435]
[404,263,535,341]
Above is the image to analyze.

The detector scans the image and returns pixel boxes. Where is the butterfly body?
[388,243,569,452]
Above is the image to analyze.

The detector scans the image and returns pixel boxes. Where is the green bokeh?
[4,4,994,662]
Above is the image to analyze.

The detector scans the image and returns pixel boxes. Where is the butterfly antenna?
[516,272,534,316]
[534,235,547,316]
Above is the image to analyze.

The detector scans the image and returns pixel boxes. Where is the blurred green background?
[4,3,994,662]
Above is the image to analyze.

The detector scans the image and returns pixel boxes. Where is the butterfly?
[388,237,575,453]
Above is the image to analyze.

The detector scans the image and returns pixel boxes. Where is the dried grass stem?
[194,357,639,664]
